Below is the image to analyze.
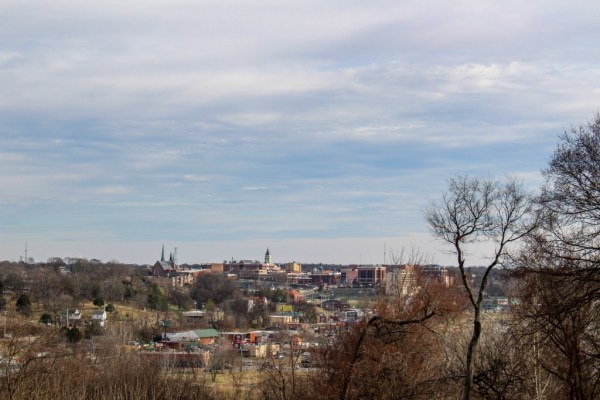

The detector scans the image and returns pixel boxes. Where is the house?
[288,289,304,303]
[245,343,280,358]
[60,309,82,327]
[91,310,108,327]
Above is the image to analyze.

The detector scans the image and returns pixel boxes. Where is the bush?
[63,327,82,343]
[16,293,32,317]
[39,313,53,325]
[85,322,103,338]
[93,297,105,308]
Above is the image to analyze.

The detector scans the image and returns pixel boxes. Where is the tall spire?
[265,248,272,264]
[161,244,165,262]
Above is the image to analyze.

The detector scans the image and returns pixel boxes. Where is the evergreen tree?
[16,293,32,317]
[39,313,53,325]
[93,297,105,308]
[147,283,168,311]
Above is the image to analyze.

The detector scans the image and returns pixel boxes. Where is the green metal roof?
[193,329,219,338]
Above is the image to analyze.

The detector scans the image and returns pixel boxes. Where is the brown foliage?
[294,275,467,400]
[0,325,224,400]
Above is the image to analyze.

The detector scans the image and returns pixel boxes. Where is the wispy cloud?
[94,185,132,195]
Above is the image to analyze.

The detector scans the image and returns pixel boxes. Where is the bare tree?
[425,175,536,400]
[258,332,308,400]
[513,265,600,400]
[29,267,67,312]
[513,113,600,399]
[387,245,435,267]
[538,113,600,260]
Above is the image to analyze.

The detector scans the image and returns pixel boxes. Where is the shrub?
[63,327,82,343]
[39,313,53,325]
[16,293,32,317]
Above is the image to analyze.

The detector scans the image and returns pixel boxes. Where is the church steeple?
[265,248,272,264]
[161,244,165,262]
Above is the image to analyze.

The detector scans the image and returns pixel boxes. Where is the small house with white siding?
[91,310,107,327]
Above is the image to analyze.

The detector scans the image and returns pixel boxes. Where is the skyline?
[2,1,600,265]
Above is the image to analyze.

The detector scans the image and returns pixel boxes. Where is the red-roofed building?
[288,289,304,303]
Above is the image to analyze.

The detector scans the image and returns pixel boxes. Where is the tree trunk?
[464,310,482,400]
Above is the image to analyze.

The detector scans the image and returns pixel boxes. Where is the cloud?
[95,185,132,195]
[1,0,599,263]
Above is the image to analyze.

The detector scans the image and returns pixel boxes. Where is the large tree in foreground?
[515,113,600,399]
[425,175,536,400]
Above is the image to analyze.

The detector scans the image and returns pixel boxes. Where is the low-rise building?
[341,267,359,285]
[357,265,386,285]
[224,250,283,282]
[310,270,342,287]
[385,264,452,296]
[283,262,302,273]
[288,289,304,303]
[270,314,295,327]
[163,329,220,347]
[386,265,418,296]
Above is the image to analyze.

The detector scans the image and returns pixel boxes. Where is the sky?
[1,1,600,266]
